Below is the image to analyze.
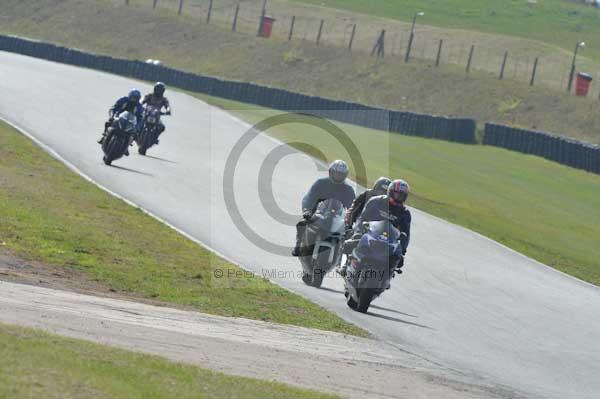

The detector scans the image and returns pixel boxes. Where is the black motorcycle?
[102,111,137,166]
[136,106,168,156]
[343,220,404,313]
[299,199,347,288]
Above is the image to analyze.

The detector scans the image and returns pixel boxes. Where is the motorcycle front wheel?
[357,288,376,313]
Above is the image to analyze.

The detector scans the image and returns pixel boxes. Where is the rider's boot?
[124,135,135,156]
[291,239,301,257]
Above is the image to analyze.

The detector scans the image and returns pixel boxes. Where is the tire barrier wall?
[484,123,600,175]
[0,35,477,144]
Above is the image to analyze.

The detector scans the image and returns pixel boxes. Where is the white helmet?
[329,160,348,184]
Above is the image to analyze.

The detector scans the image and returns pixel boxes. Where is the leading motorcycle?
[102,111,137,166]
[343,220,404,313]
[299,199,346,288]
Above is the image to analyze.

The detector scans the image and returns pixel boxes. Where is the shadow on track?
[367,311,433,330]
[369,304,418,318]
[318,286,345,295]
[142,154,178,164]
[110,164,154,177]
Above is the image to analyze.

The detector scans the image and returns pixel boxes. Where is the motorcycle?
[299,199,346,288]
[136,106,168,156]
[343,220,404,313]
[101,111,137,166]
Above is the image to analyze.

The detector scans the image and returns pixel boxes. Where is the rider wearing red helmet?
[355,179,412,255]
[338,179,412,277]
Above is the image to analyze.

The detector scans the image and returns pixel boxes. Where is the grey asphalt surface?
[1,51,599,399]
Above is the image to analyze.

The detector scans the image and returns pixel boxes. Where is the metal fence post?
[466,44,474,74]
[207,0,213,24]
[153,0,158,9]
[435,39,443,67]
[232,4,240,31]
[348,24,356,52]
[530,57,539,86]
[499,51,508,80]
[177,0,183,15]
[316,20,324,45]
[288,16,295,41]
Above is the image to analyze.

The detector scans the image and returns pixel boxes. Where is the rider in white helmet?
[292,160,356,257]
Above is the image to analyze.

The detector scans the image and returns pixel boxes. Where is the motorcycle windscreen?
[312,199,345,235]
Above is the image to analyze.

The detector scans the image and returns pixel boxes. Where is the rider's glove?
[302,210,313,220]
[166,110,172,116]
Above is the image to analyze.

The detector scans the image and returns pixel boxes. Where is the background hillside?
[2,0,600,143]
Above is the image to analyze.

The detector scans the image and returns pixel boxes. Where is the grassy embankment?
[2,0,600,143]
[295,0,600,61]
[0,121,365,336]
[0,323,338,399]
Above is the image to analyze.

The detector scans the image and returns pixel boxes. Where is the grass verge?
[0,323,339,399]
[1,0,600,143]
[192,93,600,286]
[0,121,366,337]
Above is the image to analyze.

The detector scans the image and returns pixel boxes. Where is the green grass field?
[0,121,365,336]
[293,0,600,61]
[0,323,338,399]
[195,94,600,286]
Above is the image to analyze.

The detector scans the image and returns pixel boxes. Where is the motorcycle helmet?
[153,82,166,97]
[372,177,391,196]
[128,89,141,103]
[329,160,349,184]
[387,179,410,206]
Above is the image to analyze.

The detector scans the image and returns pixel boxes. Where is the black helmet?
[153,82,166,97]
[328,160,348,184]
[372,177,391,196]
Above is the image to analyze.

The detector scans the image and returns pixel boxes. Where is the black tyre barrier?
[484,123,600,175]
[0,35,477,144]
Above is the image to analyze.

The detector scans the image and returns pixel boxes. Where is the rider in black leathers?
[141,82,171,144]
[345,177,391,230]
[98,89,143,156]
[292,160,356,257]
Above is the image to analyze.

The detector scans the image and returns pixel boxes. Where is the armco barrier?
[484,123,600,175]
[0,35,476,144]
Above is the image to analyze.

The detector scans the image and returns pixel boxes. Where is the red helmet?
[388,179,410,206]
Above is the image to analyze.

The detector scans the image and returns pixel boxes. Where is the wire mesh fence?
[115,0,600,100]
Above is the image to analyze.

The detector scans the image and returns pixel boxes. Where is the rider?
[98,89,144,156]
[141,82,171,144]
[345,177,391,230]
[291,160,356,257]
[339,179,411,275]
